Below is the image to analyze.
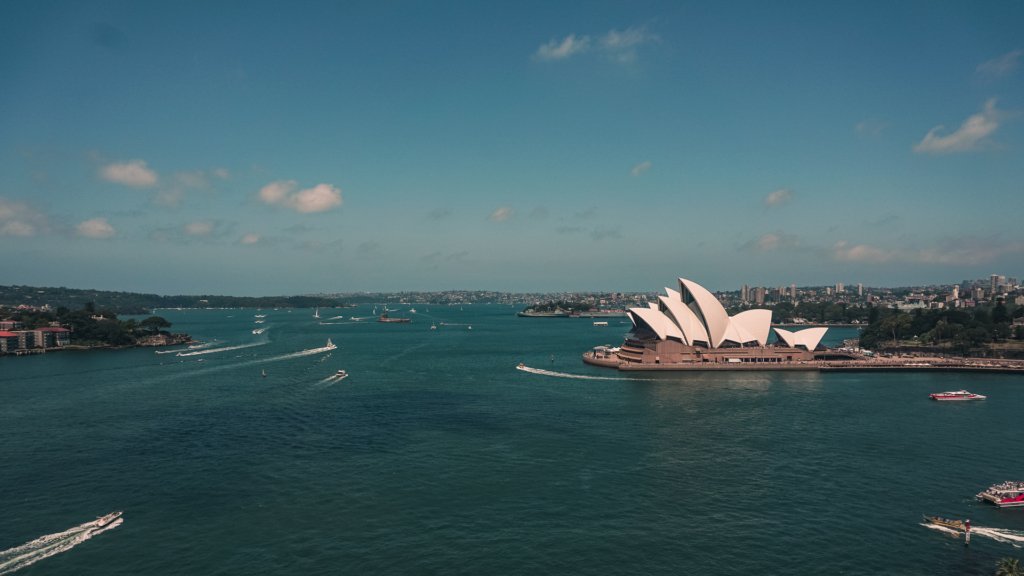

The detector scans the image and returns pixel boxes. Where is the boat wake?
[974,526,1024,548]
[921,523,1024,548]
[515,364,649,381]
[176,341,266,357]
[0,514,123,575]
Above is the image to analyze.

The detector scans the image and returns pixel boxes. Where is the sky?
[1,1,1022,295]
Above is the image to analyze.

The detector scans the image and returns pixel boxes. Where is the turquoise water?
[2,305,1022,575]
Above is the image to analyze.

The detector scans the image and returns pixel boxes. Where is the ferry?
[95,511,123,527]
[378,311,411,323]
[977,482,1024,508]
[593,321,609,326]
[923,515,968,531]
[929,390,986,401]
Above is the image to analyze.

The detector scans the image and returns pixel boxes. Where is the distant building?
[0,331,19,353]
[741,284,749,303]
[857,283,863,297]
[754,287,766,305]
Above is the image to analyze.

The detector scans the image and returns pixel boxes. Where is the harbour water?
[2,305,1022,575]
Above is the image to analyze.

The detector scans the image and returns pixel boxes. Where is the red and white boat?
[977,482,1024,508]
[929,390,986,401]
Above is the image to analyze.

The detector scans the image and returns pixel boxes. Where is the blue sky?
[1,1,1021,295]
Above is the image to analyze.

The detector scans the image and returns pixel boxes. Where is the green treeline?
[858,302,1024,352]
[0,285,348,314]
[6,303,173,347]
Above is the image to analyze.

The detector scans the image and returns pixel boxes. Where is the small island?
[0,302,191,356]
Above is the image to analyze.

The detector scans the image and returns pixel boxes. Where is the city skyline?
[1,1,1022,295]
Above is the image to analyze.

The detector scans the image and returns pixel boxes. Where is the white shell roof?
[679,278,731,348]
[773,327,828,350]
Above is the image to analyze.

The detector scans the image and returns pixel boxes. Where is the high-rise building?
[790,284,797,300]
[836,282,844,293]
[952,285,959,300]
[741,284,749,303]
[754,287,766,305]
[991,274,999,295]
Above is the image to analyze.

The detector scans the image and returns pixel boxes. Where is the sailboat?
[261,369,267,378]
[313,307,320,319]
[325,338,337,350]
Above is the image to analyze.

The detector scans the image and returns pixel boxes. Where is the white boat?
[930,390,986,401]
[334,369,348,380]
[325,338,337,350]
[593,321,609,326]
[261,369,267,378]
[430,324,437,330]
[254,320,265,324]
[313,307,320,319]
[95,511,123,527]
[252,328,266,335]
[409,308,417,314]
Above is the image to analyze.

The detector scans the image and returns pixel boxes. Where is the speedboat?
[95,511,123,527]
[930,390,986,401]
[923,515,967,531]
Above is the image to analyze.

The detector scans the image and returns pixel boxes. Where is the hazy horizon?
[2,2,1021,295]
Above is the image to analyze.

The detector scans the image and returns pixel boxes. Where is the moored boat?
[929,390,986,401]
[977,482,1024,508]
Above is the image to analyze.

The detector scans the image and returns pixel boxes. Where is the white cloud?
[600,27,659,63]
[184,221,214,236]
[258,181,343,213]
[76,217,116,238]
[240,233,261,245]
[913,99,1001,154]
[489,206,513,222]
[0,197,47,237]
[832,241,895,263]
[213,167,230,179]
[535,34,591,61]
[100,160,158,187]
[630,160,652,176]
[745,232,799,252]
[289,183,343,213]
[977,49,1022,78]
[854,119,887,136]
[535,26,657,63]
[259,180,296,204]
[764,188,793,207]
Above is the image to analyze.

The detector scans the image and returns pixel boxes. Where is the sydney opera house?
[584,277,832,370]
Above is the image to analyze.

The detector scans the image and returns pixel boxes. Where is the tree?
[139,316,172,334]
[995,557,1022,576]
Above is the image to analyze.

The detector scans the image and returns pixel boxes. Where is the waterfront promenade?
[583,351,1024,374]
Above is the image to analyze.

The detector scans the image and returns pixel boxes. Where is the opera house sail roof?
[626,277,827,351]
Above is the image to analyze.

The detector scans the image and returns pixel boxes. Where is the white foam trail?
[515,365,649,381]
[176,341,266,357]
[920,523,1024,548]
[974,527,1024,548]
[0,516,123,575]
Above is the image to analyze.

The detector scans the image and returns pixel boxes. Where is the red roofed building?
[0,330,19,353]
[35,327,71,348]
